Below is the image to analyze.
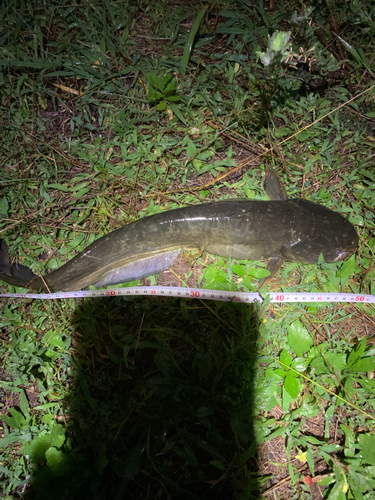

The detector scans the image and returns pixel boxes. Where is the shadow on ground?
[28,295,261,500]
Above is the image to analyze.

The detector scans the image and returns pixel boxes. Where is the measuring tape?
[0,286,373,304]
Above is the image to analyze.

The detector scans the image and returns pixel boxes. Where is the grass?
[1,0,375,498]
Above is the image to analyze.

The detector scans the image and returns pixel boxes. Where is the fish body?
[0,198,358,292]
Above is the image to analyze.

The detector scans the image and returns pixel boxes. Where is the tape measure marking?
[0,287,373,304]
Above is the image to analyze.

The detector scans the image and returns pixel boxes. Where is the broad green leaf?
[46,447,67,475]
[282,386,294,411]
[336,255,356,278]
[243,276,255,289]
[164,81,176,94]
[43,331,63,349]
[231,264,247,276]
[147,87,156,101]
[358,434,375,465]
[351,357,375,373]
[274,126,291,138]
[355,338,367,357]
[274,368,287,378]
[287,321,313,356]
[161,74,173,89]
[347,345,361,368]
[304,158,314,174]
[202,274,232,290]
[148,73,162,89]
[0,414,18,429]
[166,95,180,102]
[23,434,51,465]
[74,187,90,198]
[320,443,342,454]
[270,31,291,52]
[42,414,55,424]
[201,264,223,283]
[291,357,310,372]
[280,349,292,367]
[156,101,167,111]
[67,235,85,251]
[296,130,312,142]
[1,409,28,429]
[347,468,374,497]
[257,50,273,66]
[49,424,66,449]
[248,267,270,279]
[314,474,336,486]
[325,352,346,372]
[284,373,301,399]
[186,139,197,158]
[255,369,281,411]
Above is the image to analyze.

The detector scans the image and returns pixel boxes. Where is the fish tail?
[0,239,11,276]
[0,240,39,289]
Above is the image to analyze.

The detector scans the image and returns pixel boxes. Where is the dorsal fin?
[264,168,288,200]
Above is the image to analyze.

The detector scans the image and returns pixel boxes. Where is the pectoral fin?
[258,256,283,289]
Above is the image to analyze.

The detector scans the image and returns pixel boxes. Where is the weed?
[147,73,180,112]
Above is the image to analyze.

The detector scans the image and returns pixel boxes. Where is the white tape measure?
[0,286,373,304]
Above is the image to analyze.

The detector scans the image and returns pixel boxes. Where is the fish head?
[281,206,359,264]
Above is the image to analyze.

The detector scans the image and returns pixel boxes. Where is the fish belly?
[93,250,181,287]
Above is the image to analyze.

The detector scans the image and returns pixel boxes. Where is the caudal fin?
[0,240,38,288]
[0,239,11,276]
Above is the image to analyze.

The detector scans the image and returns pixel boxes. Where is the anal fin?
[94,250,181,288]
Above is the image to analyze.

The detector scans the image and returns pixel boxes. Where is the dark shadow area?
[24,295,260,500]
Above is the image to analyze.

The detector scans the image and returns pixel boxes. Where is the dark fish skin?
[0,199,358,292]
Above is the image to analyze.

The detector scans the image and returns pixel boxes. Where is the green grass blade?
[168,102,187,125]
[181,7,207,67]
[334,33,375,78]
